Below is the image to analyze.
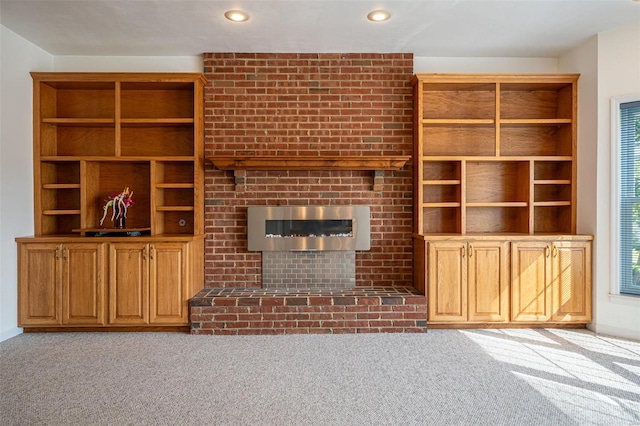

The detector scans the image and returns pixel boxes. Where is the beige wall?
[0,26,52,341]
[559,22,640,340]
[595,22,640,340]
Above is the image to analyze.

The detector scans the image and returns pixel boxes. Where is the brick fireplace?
[191,53,426,334]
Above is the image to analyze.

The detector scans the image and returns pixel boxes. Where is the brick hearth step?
[190,286,427,335]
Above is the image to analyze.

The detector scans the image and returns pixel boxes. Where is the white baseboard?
[589,323,640,341]
[0,327,23,343]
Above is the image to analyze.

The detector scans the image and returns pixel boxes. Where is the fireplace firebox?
[247,206,370,252]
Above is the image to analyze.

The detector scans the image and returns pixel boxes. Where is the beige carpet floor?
[1,328,639,425]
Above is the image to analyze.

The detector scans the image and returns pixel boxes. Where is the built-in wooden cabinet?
[427,239,509,323]
[18,241,106,326]
[511,239,592,323]
[17,72,206,330]
[412,74,592,326]
[109,241,191,325]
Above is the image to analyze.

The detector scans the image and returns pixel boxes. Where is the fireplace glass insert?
[248,205,370,251]
[266,219,353,239]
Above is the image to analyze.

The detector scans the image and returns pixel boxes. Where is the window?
[614,96,640,296]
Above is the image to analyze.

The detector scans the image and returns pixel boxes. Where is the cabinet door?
[550,241,592,322]
[109,242,149,325]
[62,243,106,325]
[511,241,552,321]
[18,243,61,325]
[149,242,188,324]
[428,242,467,322]
[468,241,510,322]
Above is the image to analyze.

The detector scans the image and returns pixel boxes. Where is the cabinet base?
[427,322,588,329]
[22,326,190,333]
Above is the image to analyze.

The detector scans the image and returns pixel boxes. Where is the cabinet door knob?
[142,246,147,260]
[552,245,558,258]
[62,247,67,260]
[546,245,550,258]
[150,246,154,260]
[468,244,473,257]
[55,247,60,260]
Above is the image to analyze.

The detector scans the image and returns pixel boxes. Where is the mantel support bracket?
[372,170,385,192]
[233,170,246,192]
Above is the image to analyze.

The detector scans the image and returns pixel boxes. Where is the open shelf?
[500,123,572,157]
[423,185,460,204]
[500,82,574,120]
[39,80,115,120]
[534,205,572,233]
[534,183,572,204]
[423,125,495,156]
[121,125,194,157]
[120,81,195,119]
[466,206,530,234]
[466,161,529,204]
[422,207,461,234]
[534,160,572,181]
[84,161,151,231]
[421,82,496,120]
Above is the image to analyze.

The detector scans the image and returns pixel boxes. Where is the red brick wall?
[203,53,414,288]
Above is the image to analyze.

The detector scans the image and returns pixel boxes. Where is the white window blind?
[619,99,640,296]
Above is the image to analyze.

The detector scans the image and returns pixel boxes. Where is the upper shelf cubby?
[39,81,116,120]
[120,81,195,120]
[421,82,496,121]
[500,82,574,120]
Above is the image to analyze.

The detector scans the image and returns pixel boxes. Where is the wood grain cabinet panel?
[109,242,149,325]
[511,239,592,323]
[109,241,191,326]
[427,240,509,323]
[467,241,509,322]
[511,241,552,322]
[18,243,61,326]
[428,241,467,322]
[18,242,106,326]
[62,243,106,325]
[550,241,592,322]
[149,242,189,324]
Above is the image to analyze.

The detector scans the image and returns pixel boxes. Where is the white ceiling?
[1,0,639,58]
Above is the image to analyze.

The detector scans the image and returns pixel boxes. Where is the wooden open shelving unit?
[17,72,207,330]
[412,74,592,327]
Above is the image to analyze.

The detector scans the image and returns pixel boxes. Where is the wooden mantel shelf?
[207,155,410,171]
[208,155,410,191]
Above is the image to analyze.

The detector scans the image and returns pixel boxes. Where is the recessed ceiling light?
[367,10,391,22]
[224,10,249,22]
